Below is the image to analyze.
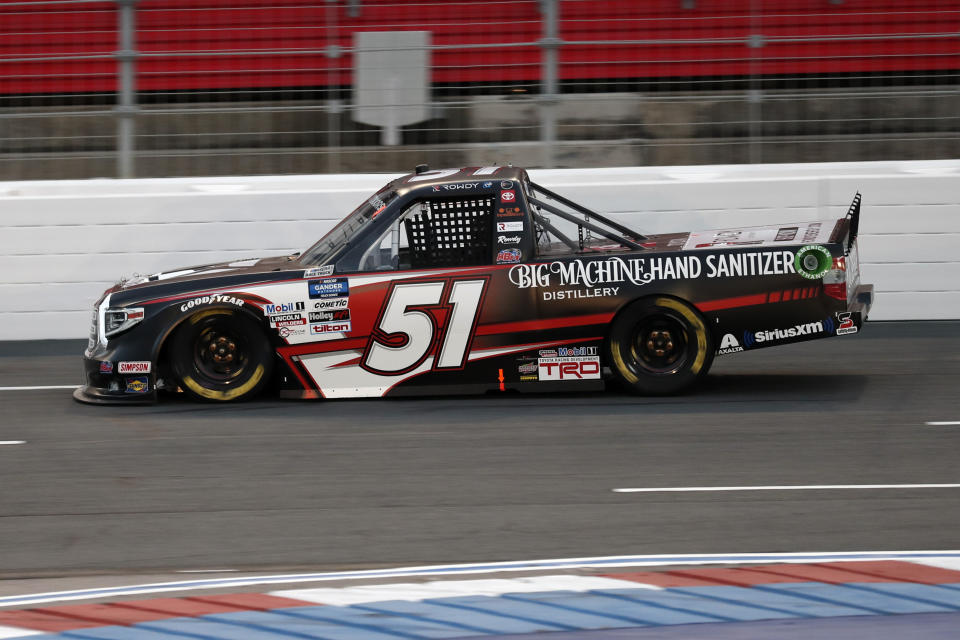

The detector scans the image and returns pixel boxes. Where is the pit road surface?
[0,321,958,577]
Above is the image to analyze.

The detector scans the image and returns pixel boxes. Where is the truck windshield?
[298,188,396,266]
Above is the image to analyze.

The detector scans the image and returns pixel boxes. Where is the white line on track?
[926,421,960,426]
[612,484,960,493]
[0,441,25,446]
[1,550,959,608]
[175,569,238,573]
[0,385,78,391]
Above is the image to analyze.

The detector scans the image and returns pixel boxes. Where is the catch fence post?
[115,0,138,178]
[539,0,559,169]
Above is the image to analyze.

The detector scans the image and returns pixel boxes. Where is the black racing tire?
[169,308,273,402]
[607,296,714,395]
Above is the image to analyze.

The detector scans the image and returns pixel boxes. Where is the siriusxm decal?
[743,320,825,347]
[309,278,349,299]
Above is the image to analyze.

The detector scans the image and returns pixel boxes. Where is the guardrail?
[1,159,957,340]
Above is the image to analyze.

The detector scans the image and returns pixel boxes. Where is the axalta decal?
[179,295,244,312]
[717,334,744,355]
[508,251,797,289]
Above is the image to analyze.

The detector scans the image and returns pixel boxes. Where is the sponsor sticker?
[717,333,744,355]
[434,182,479,191]
[500,180,513,189]
[498,234,521,245]
[309,309,350,323]
[685,223,826,249]
[267,312,303,324]
[743,321,824,347]
[119,361,151,374]
[836,312,858,335]
[310,321,351,335]
[538,356,601,381]
[558,346,598,357]
[99,361,113,374]
[303,265,334,278]
[538,349,557,358]
[264,301,305,315]
[279,326,307,339]
[125,376,149,393]
[775,227,798,242]
[369,195,387,217]
[496,207,523,218]
[309,278,349,299]
[802,222,822,243]
[180,295,244,313]
[542,286,620,301]
[482,181,493,188]
[508,251,797,290]
[497,221,524,233]
[273,317,306,329]
[497,249,522,264]
[500,190,516,203]
[518,362,538,375]
[313,297,348,310]
[794,244,832,279]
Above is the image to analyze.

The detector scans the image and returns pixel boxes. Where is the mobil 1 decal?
[360,276,490,376]
[509,249,797,300]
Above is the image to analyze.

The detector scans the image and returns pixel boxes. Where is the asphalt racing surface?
[0,321,958,578]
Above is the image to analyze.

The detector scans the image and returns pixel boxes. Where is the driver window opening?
[360,197,494,272]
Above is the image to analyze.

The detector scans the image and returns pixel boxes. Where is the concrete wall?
[1,159,957,340]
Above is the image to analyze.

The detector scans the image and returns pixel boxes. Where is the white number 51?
[362,279,487,375]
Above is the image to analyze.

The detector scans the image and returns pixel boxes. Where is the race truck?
[75,165,873,403]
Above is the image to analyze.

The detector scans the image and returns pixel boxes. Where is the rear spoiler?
[844,192,861,254]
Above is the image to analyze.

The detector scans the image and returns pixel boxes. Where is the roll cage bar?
[526,182,647,252]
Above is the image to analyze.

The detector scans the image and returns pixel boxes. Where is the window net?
[404,197,493,269]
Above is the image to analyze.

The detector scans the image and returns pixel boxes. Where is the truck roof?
[392,166,528,197]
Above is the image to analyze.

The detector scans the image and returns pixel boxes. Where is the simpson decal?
[118,361,151,374]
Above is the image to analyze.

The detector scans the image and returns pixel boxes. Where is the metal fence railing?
[0,0,958,180]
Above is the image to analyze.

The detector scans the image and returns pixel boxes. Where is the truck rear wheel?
[607,297,714,395]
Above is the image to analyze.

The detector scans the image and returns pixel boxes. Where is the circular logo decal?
[794,244,832,279]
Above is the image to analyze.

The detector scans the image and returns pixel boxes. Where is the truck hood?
[120,254,300,290]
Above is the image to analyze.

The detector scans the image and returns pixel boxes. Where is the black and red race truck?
[75,165,873,404]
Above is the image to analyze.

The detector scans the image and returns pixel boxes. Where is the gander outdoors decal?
[309,278,349,299]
